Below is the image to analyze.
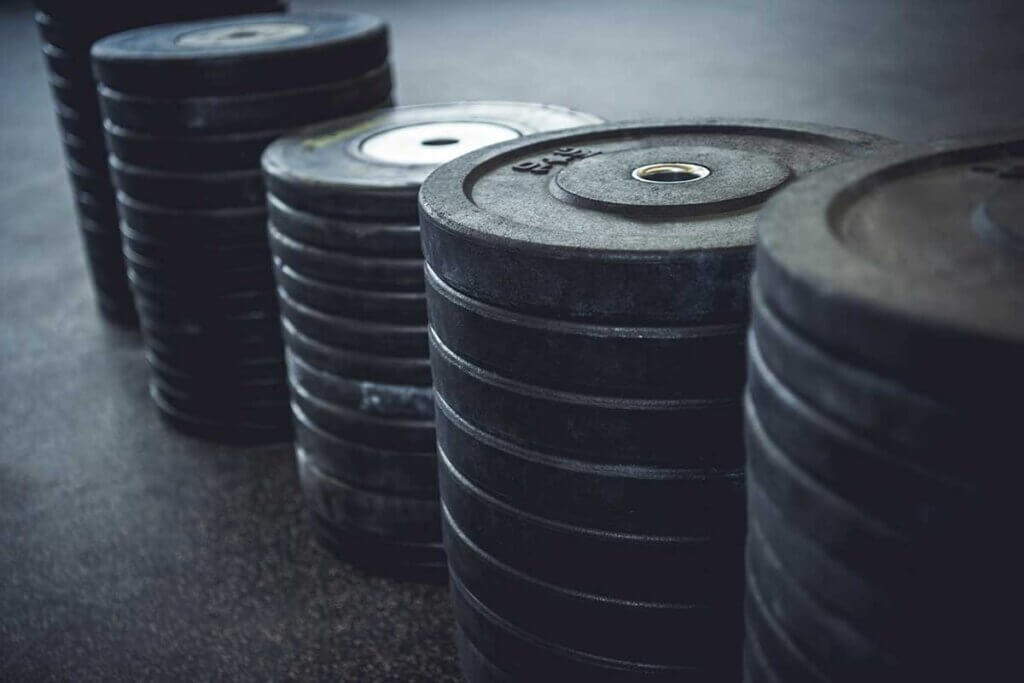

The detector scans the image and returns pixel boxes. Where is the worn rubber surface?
[420,119,890,324]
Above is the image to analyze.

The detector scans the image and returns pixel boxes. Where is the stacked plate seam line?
[33,0,290,325]
[261,102,603,579]
[90,12,393,442]
[417,119,893,681]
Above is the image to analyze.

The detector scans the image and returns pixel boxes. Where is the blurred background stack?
[91,12,392,441]
[261,103,602,578]
[33,0,288,325]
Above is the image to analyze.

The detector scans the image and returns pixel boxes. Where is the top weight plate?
[755,129,1024,401]
[91,13,387,97]
[261,102,603,221]
[419,119,890,325]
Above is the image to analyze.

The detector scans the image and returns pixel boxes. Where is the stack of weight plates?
[745,132,1022,681]
[419,120,890,681]
[34,0,288,325]
[91,13,392,442]
[261,102,602,578]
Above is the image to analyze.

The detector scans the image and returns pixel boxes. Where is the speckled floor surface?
[1,0,1021,680]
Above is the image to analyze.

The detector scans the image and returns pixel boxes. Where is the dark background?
[1,0,1022,680]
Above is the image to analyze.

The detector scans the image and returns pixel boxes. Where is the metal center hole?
[227,30,260,39]
[421,138,460,146]
[631,162,711,184]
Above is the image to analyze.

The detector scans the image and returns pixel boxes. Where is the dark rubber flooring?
[1,0,1021,680]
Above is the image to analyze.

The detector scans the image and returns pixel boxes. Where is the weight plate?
[435,393,744,537]
[745,400,929,593]
[146,339,282,377]
[66,159,114,198]
[267,195,420,255]
[128,270,277,312]
[120,224,269,259]
[104,120,285,172]
[755,130,1024,401]
[142,325,283,362]
[149,368,288,407]
[62,131,109,170]
[420,119,890,324]
[124,245,274,286]
[448,565,728,683]
[48,73,100,112]
[440,449,742,604]
[286,350,433,419]
[79,221,122,252]
[117,193,267,244]
[455,626,514,683]
[92,13,387,97]
[109,156,264,209]
[93,291,138,326]
[751,285,1002,482]
[263,101,602,221]
[278,287,427,357]
[268,224,424,291]
[148,382,291,444]
[151,376,287,418]
[41,42,92,83]
[281,317,432,387]
[98,65,392,134]
[273,257,426,324]
[146,346,282,386]
[137,312,279,346]
[291,381,434,452]
[36,1,287,24]
[55,101,101,140]
[430,329,742,466]
[746,336,976,539]
[137,307,281,341]
[75,189,119,224]
[292,403,436,496]
[426,264,745,400]
[742,566,824,683]
[745,533,895,678]
[443,508,741,667]
[297,449,439,541]
[307,510,446,581]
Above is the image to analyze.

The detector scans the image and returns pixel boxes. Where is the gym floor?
[1,1,1021,680]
